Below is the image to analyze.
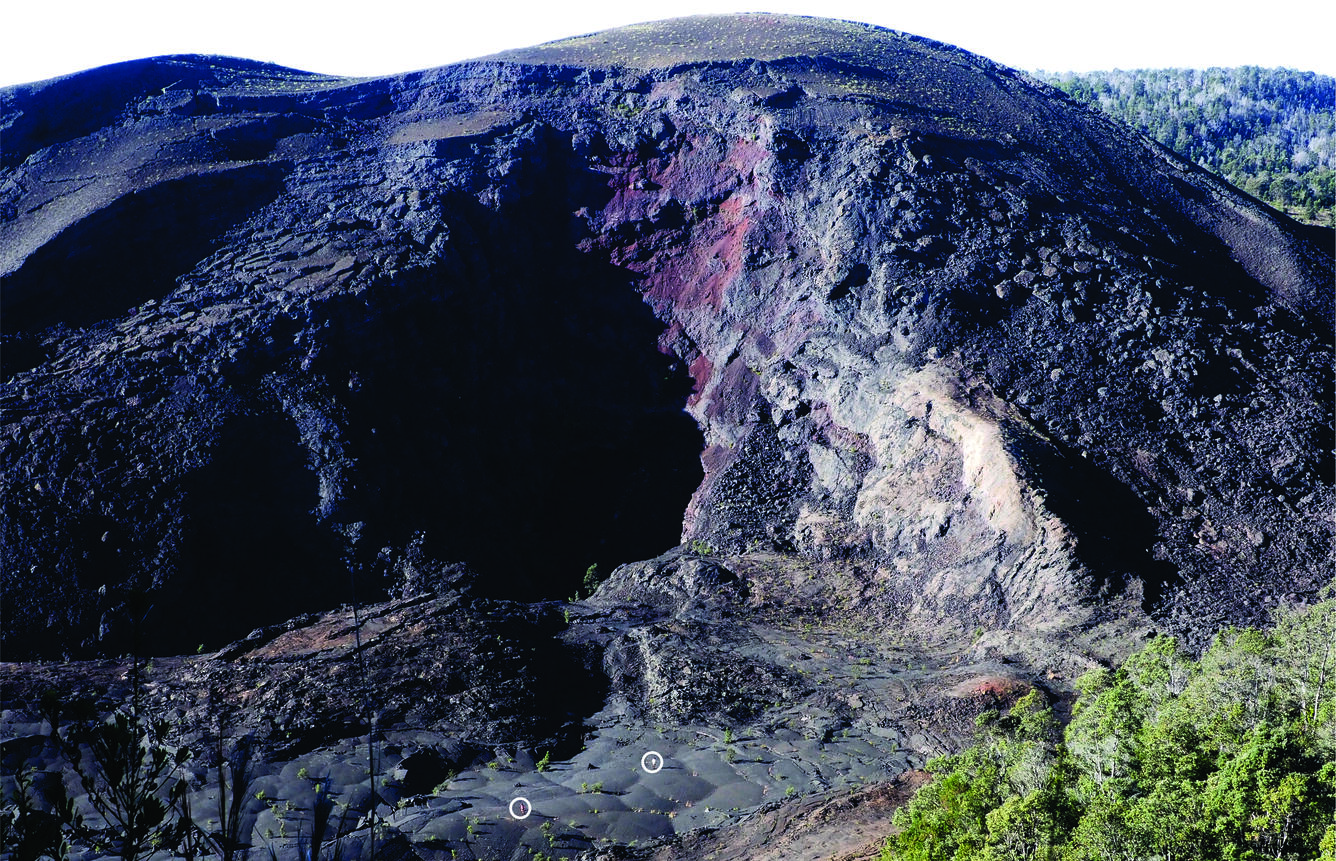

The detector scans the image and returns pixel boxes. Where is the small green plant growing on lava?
[581,563,602,599]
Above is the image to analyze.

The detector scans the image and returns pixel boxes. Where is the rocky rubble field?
[4,549,1116,859]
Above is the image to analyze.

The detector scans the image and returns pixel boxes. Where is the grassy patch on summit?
[486,14,936,71]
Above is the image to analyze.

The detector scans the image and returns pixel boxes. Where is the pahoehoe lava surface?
[1,10,1331,698]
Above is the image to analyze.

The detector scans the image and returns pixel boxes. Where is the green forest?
[1041,68,1335,225]
[879,598,1336,860]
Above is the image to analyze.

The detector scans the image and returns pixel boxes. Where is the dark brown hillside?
[2,14,1329,659]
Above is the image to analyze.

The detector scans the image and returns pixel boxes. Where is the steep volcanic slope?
[2,15,1332,661]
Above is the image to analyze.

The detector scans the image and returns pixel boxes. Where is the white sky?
[5,0,1334,89]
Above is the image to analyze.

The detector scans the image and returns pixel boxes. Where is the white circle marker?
[509,797,532,820]
[641,750,664,774]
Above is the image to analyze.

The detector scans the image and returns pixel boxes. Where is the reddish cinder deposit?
[947,675,1033,704]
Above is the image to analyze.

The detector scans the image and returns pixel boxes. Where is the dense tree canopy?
[1041,68,1335,225]
[881,598,1336,860]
